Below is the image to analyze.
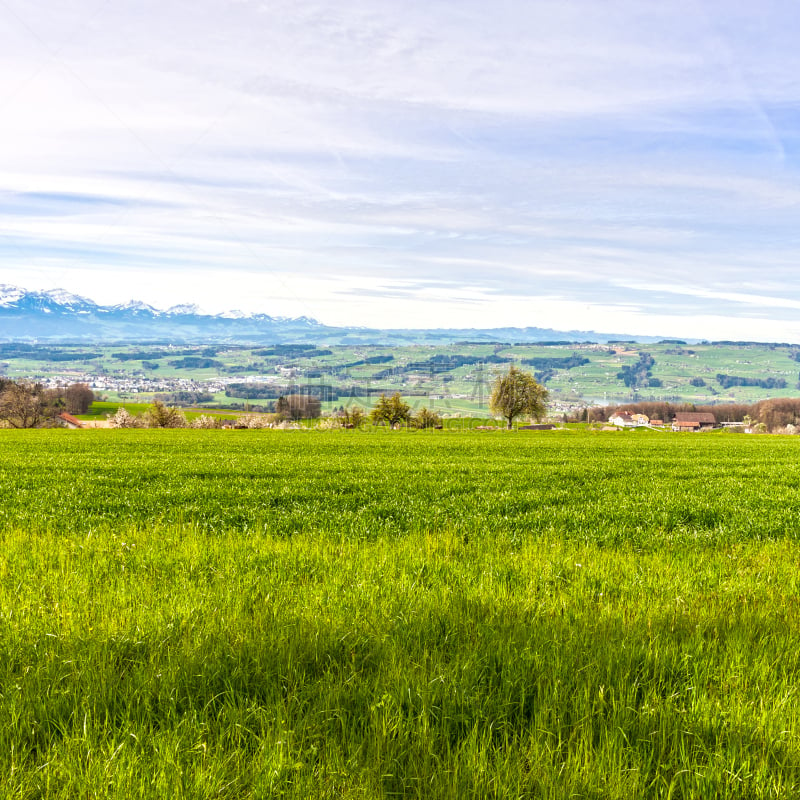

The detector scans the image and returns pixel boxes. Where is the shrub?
[108,408,140,428]
[143,400,187,429]
[234,414,273,429]
[317,417,341,430]
[413,407,442,429]
[190,415,222,429]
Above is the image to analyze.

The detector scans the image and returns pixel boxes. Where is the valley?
[2,339,799,417]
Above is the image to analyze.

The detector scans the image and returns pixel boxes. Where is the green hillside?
[2,340,799,415]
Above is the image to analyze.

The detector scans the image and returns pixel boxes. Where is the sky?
[2,1,800,340]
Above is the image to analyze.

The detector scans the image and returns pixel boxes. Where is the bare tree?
[63,383,95,414]
[0,381,63,428]
[276,394,321,421]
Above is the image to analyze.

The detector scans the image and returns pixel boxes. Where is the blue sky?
[2,0,800,339]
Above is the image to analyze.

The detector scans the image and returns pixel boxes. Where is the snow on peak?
[273,314,320,326]
[112,300,159,314]
[0,285,323,328]
[42,288,95,307]
[166,303,201,316]
[0,284,25,307]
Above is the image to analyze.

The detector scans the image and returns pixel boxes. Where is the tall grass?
[1,429,800,797]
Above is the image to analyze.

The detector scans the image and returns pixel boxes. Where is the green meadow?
[2,428,800,798]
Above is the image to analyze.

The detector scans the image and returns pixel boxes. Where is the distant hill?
[0,284,662,345]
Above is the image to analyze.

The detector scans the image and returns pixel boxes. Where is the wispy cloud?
[2,0,800,339]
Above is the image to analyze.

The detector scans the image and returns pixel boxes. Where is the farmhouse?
[57,412,84,429]
[671,412,717,432]
[609,412,632,427]
[609,412,649,427]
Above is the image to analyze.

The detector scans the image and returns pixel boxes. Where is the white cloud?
[3,0,800,340]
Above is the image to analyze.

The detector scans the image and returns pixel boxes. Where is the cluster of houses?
[608,411,719,432]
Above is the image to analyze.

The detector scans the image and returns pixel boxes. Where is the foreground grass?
[2,429,800,797]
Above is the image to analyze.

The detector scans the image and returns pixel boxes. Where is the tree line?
[715,374,787,390]
[617,352,658,389]
[0,367,551,431]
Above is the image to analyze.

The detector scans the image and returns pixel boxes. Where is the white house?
[608,412,649,428]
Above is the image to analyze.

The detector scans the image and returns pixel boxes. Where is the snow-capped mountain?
[165,303,201,316]
[0,285,330,343]
[0,284,649,344]
[0,285,97,314]
[0,285,26,307]
[107,300,160,316]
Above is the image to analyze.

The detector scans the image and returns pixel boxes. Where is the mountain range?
[0,285,660,345]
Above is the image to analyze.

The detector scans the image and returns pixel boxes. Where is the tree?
[276,394,321,421]
[369,392,412,427]
[190,414,223,429]
[413,407,441,429]
[143,400,187,428]
[63,383,95,414]
[756,398,800,432]
[235,413,273,429]
[0,380,63,428]
[340,405,366,428]
[490,367,548,430]
[108,407,140,428]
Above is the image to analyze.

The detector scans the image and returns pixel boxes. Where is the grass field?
[76,401,240,423]
[77,401,152,419]
[2,428,800,798]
